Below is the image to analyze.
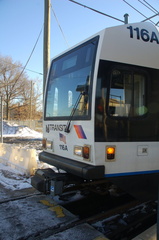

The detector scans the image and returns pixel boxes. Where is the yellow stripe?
[40,199,65,218]
[49,206,65,218]
[40,199,55,207]
[93,236,109,240]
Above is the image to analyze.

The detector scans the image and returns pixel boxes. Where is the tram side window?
[108,69,147,117]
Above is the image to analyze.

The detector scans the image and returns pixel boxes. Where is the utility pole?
[0,96,3,143]
[30,81,33,120]
[29,81,33,128]
[43,0,51,96]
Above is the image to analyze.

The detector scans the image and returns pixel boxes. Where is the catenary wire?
[143,0,159,14]
[1,60,43,76]
[138,0,157,14]
[50,2,69,48]
[2,0,159,79]
[122,0,156,25]
[142,13,159,23]
[15,26,43,81]
[68,0,124,23]
[138,0,159,24]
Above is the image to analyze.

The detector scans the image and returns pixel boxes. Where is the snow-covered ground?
[0,163,31,191]
[3,121,42,139]
[0,121,43,192]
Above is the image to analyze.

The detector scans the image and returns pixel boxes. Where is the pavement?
[0,163,156,240]
[0,192,108,240]
[0,164,108,240]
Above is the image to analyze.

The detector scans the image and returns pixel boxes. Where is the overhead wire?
[68,0,125,23]
[2,2,69,79]
[50,2,70,48]
[123,0,159,25]
[2,0,158,80]
[16,25,43,81]
[1,60,43,75]
[68,0,159,26]
[25,68,43,75]
[142,13,159,23]
[138,0,157,14]
[122,0,156,25]
[143,0,159,25]
[143,0,159,14]
[138,0,159,24]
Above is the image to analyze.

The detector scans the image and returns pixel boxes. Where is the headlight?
[46,140,53,151]
[74,145,91,161]
[74,146,83,157]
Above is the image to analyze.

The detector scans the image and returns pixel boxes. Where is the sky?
[0,0,159,86]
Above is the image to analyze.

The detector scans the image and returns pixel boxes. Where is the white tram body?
[32,22,159,199]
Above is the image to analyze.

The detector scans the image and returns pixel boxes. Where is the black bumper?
[39,151,105,180]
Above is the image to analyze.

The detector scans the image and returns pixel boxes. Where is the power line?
[143,0,159,25]
[68,0,125,23]
[50,2,69,47]
[142,13,159,23]
[138,0,157,14]
[16,26,43,81]
[1,59,43,76]
[123,0,156,24]
[68,0,159,26]
[25,68,43,76]
[138,0,159,24]
[3,0,157,81]
[143,0,159,14]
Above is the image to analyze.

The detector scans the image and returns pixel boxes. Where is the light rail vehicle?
[32,22,159,200]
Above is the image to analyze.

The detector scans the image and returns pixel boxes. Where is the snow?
[0,121,43,192]
[3,121,42,138]
[0,163,31,191]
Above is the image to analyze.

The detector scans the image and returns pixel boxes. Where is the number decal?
[134,27,140,40]
[150,32,159,44]
[141,29,149,42]
[127,26,159,44]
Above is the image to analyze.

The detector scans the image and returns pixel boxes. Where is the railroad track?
[0,187,157,240]
[91,200,157,239]
[52,193,157,240]
[0,192,42,204]
[27,191,157,240]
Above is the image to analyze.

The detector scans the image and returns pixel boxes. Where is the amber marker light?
[42,138,47,149]
[83,145,90,160]
[106,146,116,160]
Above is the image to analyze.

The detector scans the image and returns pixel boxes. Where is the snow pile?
[0,163,31,191]
[0,121,44,191]
[3,121,42,139]
[0,143,37,176]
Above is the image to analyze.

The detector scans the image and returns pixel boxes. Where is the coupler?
[31,168,67,196]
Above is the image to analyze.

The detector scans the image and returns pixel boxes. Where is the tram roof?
[51,22,159,70]
[99,22,159,69]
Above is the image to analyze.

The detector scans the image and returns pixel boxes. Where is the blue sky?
[0,0,159,84]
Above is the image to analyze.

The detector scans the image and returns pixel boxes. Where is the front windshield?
[45,37,98,119]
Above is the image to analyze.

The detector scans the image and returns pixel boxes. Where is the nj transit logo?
[74,125,87,139]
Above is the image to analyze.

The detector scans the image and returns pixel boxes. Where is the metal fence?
[7,120,43,132]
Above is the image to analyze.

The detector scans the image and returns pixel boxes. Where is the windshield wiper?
[65,91,86,133]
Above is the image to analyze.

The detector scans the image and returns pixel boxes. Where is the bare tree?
[0,55,42,120]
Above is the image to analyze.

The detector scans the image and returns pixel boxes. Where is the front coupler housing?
[31,168,67,196]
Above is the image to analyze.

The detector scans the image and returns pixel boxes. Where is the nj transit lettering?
[46,124,66,133]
